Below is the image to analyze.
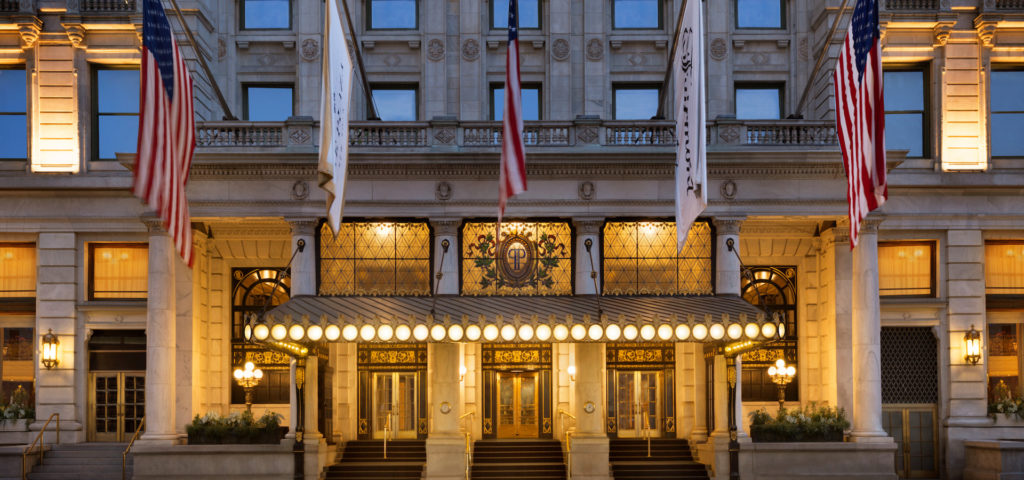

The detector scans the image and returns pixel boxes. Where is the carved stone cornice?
[713,217,746,236]
[209,224,292,239]
[932,21,955,47]
[63,23,85,48]
[17,18,42,48]
[285,218,319,237]
[860,215,885,234]
[572,218,604,235]
[430,218,461,236]
[142,218,165,234]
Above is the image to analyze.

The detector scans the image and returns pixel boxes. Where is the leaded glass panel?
[602,221,712,295]
[319,222,431,296]
[461,221,573,296]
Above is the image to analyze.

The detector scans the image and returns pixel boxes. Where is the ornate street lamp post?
[767,358,796,411]
[233,361,263,413]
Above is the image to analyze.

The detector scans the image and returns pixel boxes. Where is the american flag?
[498,0,526,235]
[134,0,196,266]
[834,0,887,249]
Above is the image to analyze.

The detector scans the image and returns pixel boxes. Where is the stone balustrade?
[884,0,939,9]
[996,0,1024,9]
[80,0,137,12]
[0,0,18,12]
[708,119,838,146]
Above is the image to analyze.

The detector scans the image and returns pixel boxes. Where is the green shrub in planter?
[186,411,284,445]
[749,404,849,443]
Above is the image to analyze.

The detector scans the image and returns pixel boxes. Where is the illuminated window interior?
[319,222,431,296]
[988,313,1024,403]
[878,242,934,297]
[740,266,798,402]
[231,267,291,404]
[89,244,148,300]
[986,242,1024,295]
[602,221,712,295]
[1,327,33,409]
[0,244,35,298]
[461,221,573,296]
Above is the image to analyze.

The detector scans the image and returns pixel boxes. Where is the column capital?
[429,218,461,236]
[285,217,319,236]
[861,215,885,234]
[713,216,746,236]
[572,217,604,235]
[141,217,165,235]
[17,18,41,48]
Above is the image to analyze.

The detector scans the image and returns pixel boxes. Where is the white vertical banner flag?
[674,0,707,253]
[318,0,354,235]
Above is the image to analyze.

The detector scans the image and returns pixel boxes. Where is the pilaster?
[571,342,610,480]
[430,219,460,295]
[713,217,744,296]
[286,218,318,297]
[573,218,603,295]
[425,342,465,480]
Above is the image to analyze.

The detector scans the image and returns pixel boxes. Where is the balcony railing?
[996,0,1024,8]
[195,118,838,150]
[0,0,19,12]
[81,0,136,12]
[884,0,939,9]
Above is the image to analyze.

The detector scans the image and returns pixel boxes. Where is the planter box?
[0,419,29,432]
[743,441,898,480]
[0,419,31,444]
[750,425,844,443]
[132,443,293,480]
[964,440,1024,480]
[187,428,285,445]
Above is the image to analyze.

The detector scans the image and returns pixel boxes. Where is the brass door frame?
[615,370,661,438]
[87,371,145,442]
[882,404,939,479]
[371,372,418,439]
[496,371,539,438]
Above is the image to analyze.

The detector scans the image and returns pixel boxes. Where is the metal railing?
[122,417,145,480]
[558,409,576,480]
[382,413,392,460]
[639,403,652,458]
[22,413,59,480]
[996,0,1024,8]
[458,410,475,480]
[0,0,19,12]
[884,0,938,9]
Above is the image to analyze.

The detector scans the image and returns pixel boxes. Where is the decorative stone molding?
[713,218,744,236]
[288,127,311,145]
[751,53,768,66]
[578,181,595,201]
[435,181,452,201]
[576,126,598,144]
[720,180,737,200]
[300,38,320,61]
[551,38,569,61]
[798,38,809,61]
[408,40,420,49]
[461,39,480,61]
[217,37,227,59]
[709,38,727,61]
[585,39,603,61]
[427,38,445,61]
[64,24,85,48]
[732,39,745,50]
[430,219,461,236]
[209,225,292,239]
[17,19,41,48]
[531,40,544,49]
[286,218,319,237]
[142,218,166,234]
[977,22,997,47]
[718,125,740,144]
[933,22,954,47]
[361,40,374,50]
[433,127,455,144]
[861,215,885,234]
[572,218,604,235]
[609,40,622,49]
[290,181,309,200]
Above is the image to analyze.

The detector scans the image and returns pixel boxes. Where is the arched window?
[740,266,797,402]
[231,268,291,404]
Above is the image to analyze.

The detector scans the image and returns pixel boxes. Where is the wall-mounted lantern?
[964,324,982,365]
[41,329,60,370]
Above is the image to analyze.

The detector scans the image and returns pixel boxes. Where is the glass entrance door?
[372,372,417,439]
[88,372,145,442]
[616,371,659,438]
[496,371,539,438]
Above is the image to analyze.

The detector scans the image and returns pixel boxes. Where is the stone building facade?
[1,0,1024,479]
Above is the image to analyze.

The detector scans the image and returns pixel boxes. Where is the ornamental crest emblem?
[497,234,538,287]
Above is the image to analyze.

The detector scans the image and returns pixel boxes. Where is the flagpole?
[794,0,851,117]
[166,0,237,120]
[655,0,689,120]
[336,0,380,121]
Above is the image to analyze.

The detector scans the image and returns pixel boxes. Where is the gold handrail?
[383,412,392,459]
[557,408,576,421]
[640,403,651,458]
[459,410,475,480]
[123,417,145,480]
[559,409,576,480]
[22,413,59,480]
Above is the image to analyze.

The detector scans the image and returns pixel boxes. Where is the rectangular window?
[461,221,573,296]
[491,0,540,29]
[986,242,1024,295]
[0,68,27,160]
[991,70,1024,157]
[244,84,294,121]
[735,85,782,119]
[884,69,928,158]
[491,84,541,121]
[613,0,661,29]
[370,85,418,121]
[987,314,1024,405]
[0,244,35,299]
[878,242,935,297]
[602,221,713,295]
[241,0,291,29]
[231,267,291,404]
[736,0,784,29]
[1,326,34,412]
[368,0,418,29]
[319,222,432,296]
[89,244,148,300]
[613,86,660,120]
[93,67,140,161]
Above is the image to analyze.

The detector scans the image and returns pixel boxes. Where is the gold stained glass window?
[878,242,935,297]
[461,221,573,296]
[602,221,712,295]
[986,242,1024,295]
[0,244,35,298]
[89,244,148,300]
[319,222,431,296]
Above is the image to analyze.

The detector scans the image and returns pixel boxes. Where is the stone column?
[287,218,321,479]
[430,219,460,295]
[822,226,854,412]
[175,248,194,436]
[850,218,889,441]
[713,217,745,296]
[712,355,729,435]
[571,342,610,480]
[733,356,745,437]
[140,221,177,444]
[573,219,603,295]
[425,342,464,480]
[691,349,708,444]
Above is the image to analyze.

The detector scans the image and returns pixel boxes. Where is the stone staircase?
[471,439,565,480]
[609,438,709,480]
[324,439,425,480]
[27,443,129,480]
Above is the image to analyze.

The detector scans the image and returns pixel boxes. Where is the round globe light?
[605,324,622,341]
[377,325,394,341]
[536,325,552,342]
[553,325,569,341]
[692,324,709,340]
[413,324,430,341]
[253,324,270,341]
[727,323,743,340]
[745,323,759,339]
[271,324,287,341]
[289,324,305,341]
[761,323,776,339]
[570,324,587,341]
[430,324,446,341]
[588,324,603,341]
[360,325,376,341]
[518,324,534,341]
[675,324,691,341]
[448,324,464,342]
[640,324,656,341]
[483,324,499,341]
[307,325,323,341]
[710,324,725,340]
[500,325,517,341]
[342,325,359,342]
[395,325,412,341]
[657,324,673,341]
[466,325,482,341]
[324,324,341,341]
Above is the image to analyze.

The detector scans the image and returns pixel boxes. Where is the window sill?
[0,160,27,172]
[87,160,131,172]
[880,297,945,309]
[77,300,147,311]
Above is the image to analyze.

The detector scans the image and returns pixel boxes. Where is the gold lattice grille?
[461,222,573,296]
[602,221,712,295]
[319,222,431,296]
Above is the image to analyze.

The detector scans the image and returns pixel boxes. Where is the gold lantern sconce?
[964,324,982,365]
[41,329,60,370]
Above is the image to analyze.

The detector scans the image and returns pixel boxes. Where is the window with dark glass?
[740,266,798,402]
[884,69,928,158]
[613,86,660,120]
[241,0,291,29]
[735,85,782,119]
[491,84,541,120]
[370,86,418,121]
[93,67,139,160]
[991,70,1024,157]
[231,268,291,404]
[88,244,148,300]
[244,85,294,121]
[319,222,431,295]
[368,0,418,29]
[878,242,935,297]
[602,221,713,295]
[613,0,660,29]
[0,68,26,160]
[736,0,784,28]
[492,0,540,29]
